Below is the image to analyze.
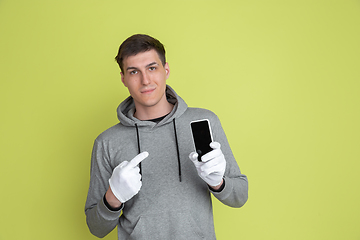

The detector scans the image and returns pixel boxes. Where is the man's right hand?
[108,152,149,204]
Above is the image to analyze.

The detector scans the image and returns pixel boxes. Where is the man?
[85,34,248,239]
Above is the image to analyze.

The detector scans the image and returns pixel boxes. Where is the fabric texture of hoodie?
[85,85,248,240]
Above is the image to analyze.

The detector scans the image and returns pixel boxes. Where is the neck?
[134,100,174,121]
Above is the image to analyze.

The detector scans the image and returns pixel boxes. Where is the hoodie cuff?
[97,195,123,220]
[209,176,233,200]
[103,194,123,211]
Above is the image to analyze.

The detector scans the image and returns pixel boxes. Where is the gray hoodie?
[85,85,248,239]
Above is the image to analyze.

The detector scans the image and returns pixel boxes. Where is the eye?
[130,70,138,75]
[149,66,156,71]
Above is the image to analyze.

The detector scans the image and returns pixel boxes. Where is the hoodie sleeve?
[209,114,249,208]
[84,138,122,238]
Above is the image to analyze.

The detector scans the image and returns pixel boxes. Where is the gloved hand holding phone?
[189,142,226,188]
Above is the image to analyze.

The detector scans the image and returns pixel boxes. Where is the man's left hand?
[189,142,226,188]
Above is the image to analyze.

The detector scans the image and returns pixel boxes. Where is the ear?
[164,62,170,80]
[120,72,127,87]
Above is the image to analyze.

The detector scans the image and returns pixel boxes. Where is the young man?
[85,34,248,239]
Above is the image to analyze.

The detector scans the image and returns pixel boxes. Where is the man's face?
[120,49,170,114]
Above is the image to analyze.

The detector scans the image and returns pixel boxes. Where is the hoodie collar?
[117,85,187,127]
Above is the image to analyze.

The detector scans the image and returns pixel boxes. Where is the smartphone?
[190,119,213,162]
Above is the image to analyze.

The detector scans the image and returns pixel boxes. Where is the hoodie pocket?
[128,210,206,240]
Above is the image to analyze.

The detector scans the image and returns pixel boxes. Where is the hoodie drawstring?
[134,120,182,182]
[135,123,142,175]
[172,119,182,182]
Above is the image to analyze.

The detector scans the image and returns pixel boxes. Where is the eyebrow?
[146,62,158,67]
[126,62,159,71]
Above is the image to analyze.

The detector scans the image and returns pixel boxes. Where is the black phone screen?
[190,120,213,162]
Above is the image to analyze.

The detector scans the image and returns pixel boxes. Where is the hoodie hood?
[117,85,188,127]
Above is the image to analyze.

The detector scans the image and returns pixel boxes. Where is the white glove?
[109,152,149,203]
[189,142,226,187]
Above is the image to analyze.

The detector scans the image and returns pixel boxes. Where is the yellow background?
[1,0,359,239]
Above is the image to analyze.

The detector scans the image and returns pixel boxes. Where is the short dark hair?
[115,34,166,73]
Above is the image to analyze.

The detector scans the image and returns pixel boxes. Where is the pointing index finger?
[127,151,149,168]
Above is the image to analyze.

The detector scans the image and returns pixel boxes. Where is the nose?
[141,72,150,85]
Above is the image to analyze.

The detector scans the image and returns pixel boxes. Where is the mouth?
[140,87,156,94]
